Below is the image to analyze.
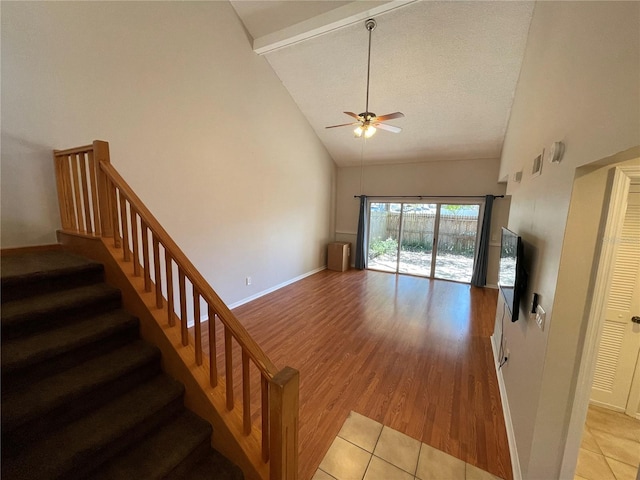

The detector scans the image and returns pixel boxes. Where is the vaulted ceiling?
[230,1,534,167]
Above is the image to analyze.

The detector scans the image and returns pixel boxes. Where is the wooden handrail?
[54,144,94,156]
[98,162,279,378]
[53,141,298,479]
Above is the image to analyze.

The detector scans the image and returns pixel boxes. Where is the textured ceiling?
[232,1,534,167]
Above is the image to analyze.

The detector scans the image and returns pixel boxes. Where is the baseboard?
[486,283,498,289]
[588,399,625,413]
[491,334,522,480]
[184,266,327,327]
[228,266,327,310]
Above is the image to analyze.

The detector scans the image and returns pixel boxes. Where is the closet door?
[591,190,640,411]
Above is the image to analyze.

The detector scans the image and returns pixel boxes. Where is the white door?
[591,188,640,411]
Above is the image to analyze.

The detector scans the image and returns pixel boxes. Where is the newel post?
[269,367,299,480]
[93,140,113,238]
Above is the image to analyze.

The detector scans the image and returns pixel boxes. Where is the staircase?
[1,250,244,480]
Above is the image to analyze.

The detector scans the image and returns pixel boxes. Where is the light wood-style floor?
[204,269,512,480]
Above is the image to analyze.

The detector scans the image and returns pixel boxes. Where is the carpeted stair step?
[1,282,122,339]
[174,450,245,480]
[1,251,105,303]
[1,309,139,387]
[2,340,161,450]
[2,374,185,480]
[90,410,213,480]
[1,250,245,479]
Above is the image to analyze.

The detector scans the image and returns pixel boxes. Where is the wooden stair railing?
[53,140,299,480]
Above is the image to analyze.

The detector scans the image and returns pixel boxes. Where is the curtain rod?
[353,194,505,199]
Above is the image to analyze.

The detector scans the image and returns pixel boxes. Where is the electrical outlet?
[535,305,546,331]
[246,276,252,286]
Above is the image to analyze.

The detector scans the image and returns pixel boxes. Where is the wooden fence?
[370,212,479,255]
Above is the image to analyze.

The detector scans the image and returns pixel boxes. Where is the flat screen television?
[498,227,527,322]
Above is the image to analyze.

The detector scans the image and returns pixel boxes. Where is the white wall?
[335,158,508,285]
[1,1,336,305]
[496,1,640,478]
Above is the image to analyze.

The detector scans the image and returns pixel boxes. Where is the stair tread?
[183,450,245,480]
[1,251,102,284]
[3,374,185,479]
[2,340,160,432]
[92,410,212,480]
[1,283,120,326]
[1,309,138,374]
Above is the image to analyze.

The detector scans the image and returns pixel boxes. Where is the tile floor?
[575,405,640,480]
[312,411,503,480]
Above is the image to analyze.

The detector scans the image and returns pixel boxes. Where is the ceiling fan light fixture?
[364,125,376,138]
[354,124,376,138]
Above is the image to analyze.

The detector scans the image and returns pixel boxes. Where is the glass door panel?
[434,204,480,282]
[398,203,436,276]
[368,202,401,273]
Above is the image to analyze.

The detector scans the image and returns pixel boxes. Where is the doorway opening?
[367,201,481,283]
[560,155,640,479]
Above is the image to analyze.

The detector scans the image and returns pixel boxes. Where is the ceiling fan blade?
[326,122,360,129]
[343,112,361,120]
[374,112,405,122]
[373,123,402,133]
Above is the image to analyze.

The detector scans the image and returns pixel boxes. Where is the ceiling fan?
[326,18,404,139]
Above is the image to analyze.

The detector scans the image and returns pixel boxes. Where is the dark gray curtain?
[471,195,494,287]
[355,195,368,270]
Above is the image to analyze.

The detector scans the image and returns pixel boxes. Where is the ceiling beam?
[253,0,416,55]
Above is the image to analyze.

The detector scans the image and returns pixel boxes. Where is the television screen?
[498,228,522,321]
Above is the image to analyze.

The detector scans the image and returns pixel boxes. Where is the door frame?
[560,164,640,478]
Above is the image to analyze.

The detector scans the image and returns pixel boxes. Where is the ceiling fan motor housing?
[359,112,376,122]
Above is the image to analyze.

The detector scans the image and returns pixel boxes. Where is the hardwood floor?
[200,269,512,480]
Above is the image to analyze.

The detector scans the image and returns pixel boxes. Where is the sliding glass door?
[368,203,401,273]
[433,204,480,282]
[398,203,436,276]
[367,201,481,283]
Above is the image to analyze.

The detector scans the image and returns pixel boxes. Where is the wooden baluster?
[165,251,174,326]
[78,152,93,234]
[109,180,121,248]
[242,350,251,435]
[71,153,86,233]
[95,142,113,237]
[87,150,101,236]
[193,288,202,365]
[270,367,300,480]
[208,307,217,387]
[179,269,188,346]
[131,209,141,276]
[119,192,130,262]
[141,222,151,292]
[262,375,270,462]
[225,326,234,410]
[53,154,73,231]
[62,155,78,231]
[153,237,162,308]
